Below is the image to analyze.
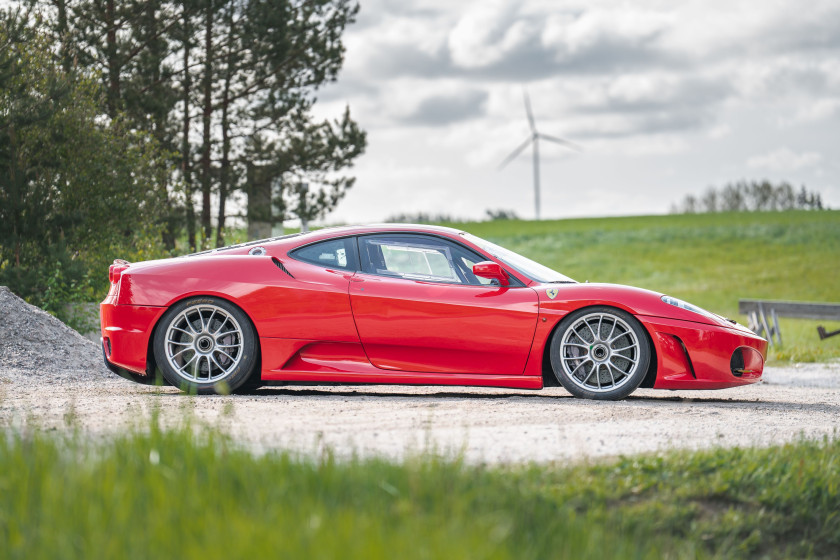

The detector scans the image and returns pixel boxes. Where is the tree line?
[386,209,521,224]
[671,181,826,214]
[0,0,365,307]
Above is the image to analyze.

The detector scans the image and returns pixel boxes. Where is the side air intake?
[672,335,696,379]
[272,257,294,278]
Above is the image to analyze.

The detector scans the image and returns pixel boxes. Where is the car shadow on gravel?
[171,387,840,413]
[242,387,746,405]
[150,387,574,401]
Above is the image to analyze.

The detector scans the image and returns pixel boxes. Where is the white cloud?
[746,148,823,171]
[316,0,840,222]
[707,123,732,139]
[779,98,840,126]
[447,0,530,68]
[542,8,672,57]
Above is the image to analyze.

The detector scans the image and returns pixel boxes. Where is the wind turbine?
[498,91,581,220]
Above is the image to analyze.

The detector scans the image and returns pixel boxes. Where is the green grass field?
[1,421,838,559]
[438,211,840,363]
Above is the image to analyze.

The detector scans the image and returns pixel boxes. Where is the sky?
[311,0,840,223]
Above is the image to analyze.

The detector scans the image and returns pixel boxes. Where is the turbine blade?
[523,90,536,133]
[539,133,583,152]
[497,136,533,170]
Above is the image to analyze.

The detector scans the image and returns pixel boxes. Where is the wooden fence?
[738,299,840,346]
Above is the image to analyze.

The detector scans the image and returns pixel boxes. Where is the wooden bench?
[738,299,840,346]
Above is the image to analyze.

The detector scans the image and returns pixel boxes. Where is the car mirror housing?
[472,261,509,286]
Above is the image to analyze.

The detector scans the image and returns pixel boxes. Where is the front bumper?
[641,315,768,390]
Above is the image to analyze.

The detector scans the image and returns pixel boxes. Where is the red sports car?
[100,224,766,400]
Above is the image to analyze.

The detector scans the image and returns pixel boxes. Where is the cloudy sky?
[312,0,840,223]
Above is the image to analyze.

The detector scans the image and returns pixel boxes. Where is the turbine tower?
[498,91,581,220]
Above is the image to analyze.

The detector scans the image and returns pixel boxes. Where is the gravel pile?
[0,286,105,376]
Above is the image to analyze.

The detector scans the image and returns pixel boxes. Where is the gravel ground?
[1,286,838,463]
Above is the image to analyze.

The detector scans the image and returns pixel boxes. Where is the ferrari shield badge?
[546,288,559,300]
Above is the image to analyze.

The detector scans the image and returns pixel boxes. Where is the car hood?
[535,282,745,330]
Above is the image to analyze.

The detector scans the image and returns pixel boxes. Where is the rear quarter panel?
[117,255,359,342]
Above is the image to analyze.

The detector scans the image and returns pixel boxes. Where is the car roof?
[306,223,464,238]
[184,224,467,257]
[279,224,470,249]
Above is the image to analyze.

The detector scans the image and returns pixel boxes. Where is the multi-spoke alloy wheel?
[550,307,651,400]
[154,297,258,394]
[165,305,243,383]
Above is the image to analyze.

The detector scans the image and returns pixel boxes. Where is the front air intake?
[730,348,745,377]
[729,347,764,378]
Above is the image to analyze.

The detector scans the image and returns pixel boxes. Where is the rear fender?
[143,294,263,383]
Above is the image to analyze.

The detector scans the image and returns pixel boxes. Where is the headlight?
[661,295,721,322]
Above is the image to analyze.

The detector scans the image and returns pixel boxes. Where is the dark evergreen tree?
[17,0,366,253]
[0,15,166,306]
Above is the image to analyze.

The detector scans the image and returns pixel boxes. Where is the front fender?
[535,283,727,328]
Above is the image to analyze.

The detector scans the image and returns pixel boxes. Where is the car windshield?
[462,233,576,284]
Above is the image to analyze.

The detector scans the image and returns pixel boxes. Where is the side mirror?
[472,261,509,286]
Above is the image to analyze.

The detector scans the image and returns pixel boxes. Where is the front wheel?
[153,297,259,394]
[549,306,651,400]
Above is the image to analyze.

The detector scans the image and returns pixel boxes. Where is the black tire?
[549,306,651,400]
[153,296,259,395]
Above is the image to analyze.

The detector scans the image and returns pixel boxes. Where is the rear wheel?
[153,297,259,394]
[549,306,650,400]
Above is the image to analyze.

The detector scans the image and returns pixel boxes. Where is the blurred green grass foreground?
[446,210,840,364]
[1,421,838,559]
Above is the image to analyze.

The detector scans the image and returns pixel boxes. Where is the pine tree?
[19,0,367,252]
[0,14,166,304]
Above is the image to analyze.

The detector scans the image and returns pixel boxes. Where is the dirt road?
[1,362,837,463]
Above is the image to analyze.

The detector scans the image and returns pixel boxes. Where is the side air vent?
[272,257,294,278]
[672,335,697,379]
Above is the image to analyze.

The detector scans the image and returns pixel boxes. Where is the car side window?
[381,243,458,281]
[359,234,490,285]
[290,238,357,270]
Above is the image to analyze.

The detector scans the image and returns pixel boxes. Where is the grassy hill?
[441,211,840,363]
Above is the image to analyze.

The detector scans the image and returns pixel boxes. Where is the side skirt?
[261,369,544,390]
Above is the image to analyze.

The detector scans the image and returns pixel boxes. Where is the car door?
[349,234,539,375]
